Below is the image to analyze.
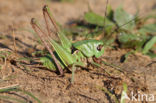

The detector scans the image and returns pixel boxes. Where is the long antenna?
[103,0,109,29]
[112,14,141,34]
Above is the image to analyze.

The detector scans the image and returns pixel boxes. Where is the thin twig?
[12,25,17,56]
[0,49,12,52]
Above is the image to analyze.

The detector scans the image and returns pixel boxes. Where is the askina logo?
[121,91,155,102]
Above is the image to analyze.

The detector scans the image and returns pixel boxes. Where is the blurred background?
[0,0,155,52]
[0,0,156,30]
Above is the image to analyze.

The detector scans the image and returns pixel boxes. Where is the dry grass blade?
[0,95,27,103]
[100,86,119,103]
[0,84,41,103]
[0,84,19,92]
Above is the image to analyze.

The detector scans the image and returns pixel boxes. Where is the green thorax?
[73,40,105,58]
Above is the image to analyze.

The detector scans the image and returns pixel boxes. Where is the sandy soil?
[0,0,156,103]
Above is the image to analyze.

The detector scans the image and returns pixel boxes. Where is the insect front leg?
[92,56,125,74]
[71,64,76,84]
[70,62,86,84]
[92,56,102,64]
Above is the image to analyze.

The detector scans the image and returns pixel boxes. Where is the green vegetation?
[0,85,41,103]
[67,5,156,60]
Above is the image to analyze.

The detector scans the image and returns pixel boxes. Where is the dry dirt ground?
[0,0,156,103]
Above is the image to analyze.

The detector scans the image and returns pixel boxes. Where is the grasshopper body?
[73,40,105,58]
[49,35,105,69]
[31,5,105,82]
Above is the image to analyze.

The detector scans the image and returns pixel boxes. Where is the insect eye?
[97,45,103,51]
